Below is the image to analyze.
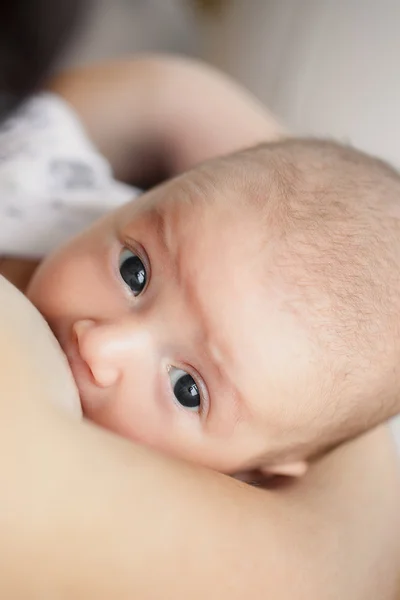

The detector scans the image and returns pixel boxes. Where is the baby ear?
[259,461,309,478]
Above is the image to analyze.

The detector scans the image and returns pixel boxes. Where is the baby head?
[27,139,400,475]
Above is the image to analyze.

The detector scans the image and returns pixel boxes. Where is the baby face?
[28,172,313,473]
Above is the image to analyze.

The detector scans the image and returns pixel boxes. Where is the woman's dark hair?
[0,0,86,120]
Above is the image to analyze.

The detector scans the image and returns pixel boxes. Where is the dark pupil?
[173,374,200,409]
[120,255,146,296]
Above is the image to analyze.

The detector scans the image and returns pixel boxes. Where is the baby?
[2,57,400,478]
[27,137,400,476]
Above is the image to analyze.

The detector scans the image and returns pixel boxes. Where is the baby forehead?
[154,177,265,246]
[159,205,267,291]
[151,186,265,284]
[162,199,271,319]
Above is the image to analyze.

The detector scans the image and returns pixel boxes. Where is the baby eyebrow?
[151,206,171,257]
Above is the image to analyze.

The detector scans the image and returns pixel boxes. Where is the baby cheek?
[27,260,62,316]
[31,253,107,323]
[85,371,160,444]
[95,400,172,454]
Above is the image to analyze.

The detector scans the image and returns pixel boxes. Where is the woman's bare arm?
[1,56,284,284]
[0,277,399,599]
[48,55,284,186]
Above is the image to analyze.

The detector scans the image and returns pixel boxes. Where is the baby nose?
[73,318,153,388]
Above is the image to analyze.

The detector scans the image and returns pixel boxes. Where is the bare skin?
[0,55,283,290]
[48,55,284,186]
[0,57,399,597]
[1,276,400,599]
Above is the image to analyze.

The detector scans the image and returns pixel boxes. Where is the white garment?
[0,93,139,258]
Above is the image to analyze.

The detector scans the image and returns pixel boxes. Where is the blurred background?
[60,0,400,449]
[60,0,400,169]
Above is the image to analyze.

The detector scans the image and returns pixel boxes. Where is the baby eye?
[168,367,201,411]
[119,248,147,296]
